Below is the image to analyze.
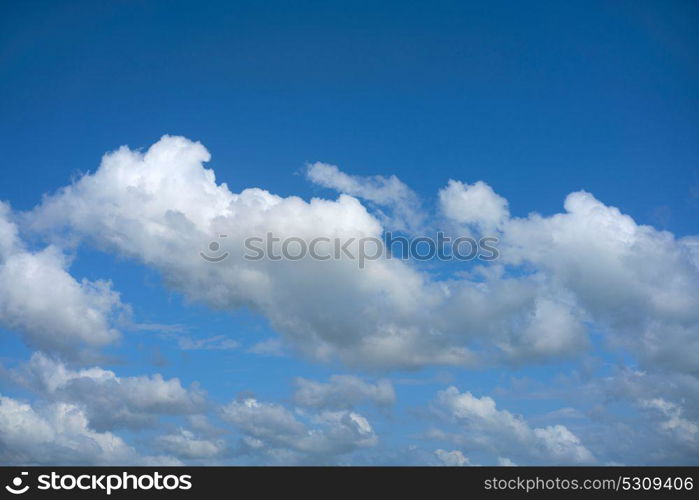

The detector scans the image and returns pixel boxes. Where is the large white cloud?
[500,190,699,373]
[12,134,696,408]
[0,202,124,358]
[24,136,607,369]
[13,353,206,431]
[567,366,699,464]
[431,386,594,464]
[0,395,178,465]
[2,135,696,466]
[221,396,377,464]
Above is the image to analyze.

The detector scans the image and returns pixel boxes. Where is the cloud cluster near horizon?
[0,135,698,465]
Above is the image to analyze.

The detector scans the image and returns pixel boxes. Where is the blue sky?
[0,0,698,465]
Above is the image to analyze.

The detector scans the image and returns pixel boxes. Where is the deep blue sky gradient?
[2,0,698,232]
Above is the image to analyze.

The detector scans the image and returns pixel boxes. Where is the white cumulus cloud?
[0,202,124,359]
[0,395,178,465]
[13,353,206,431]
[432,387,594,464]
[221,397,377,464]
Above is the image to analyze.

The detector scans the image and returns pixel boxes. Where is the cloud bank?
[23,135,699,376]
[0,135,696,465]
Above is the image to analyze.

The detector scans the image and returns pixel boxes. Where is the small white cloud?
[247,338,285,357]
[641,398,699,444]
[176,335,239,351]
[307,162,424,233]
[435,449,469,466]
[439,179,509,232]
[154,428,226,459]
[293,375,395,410]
